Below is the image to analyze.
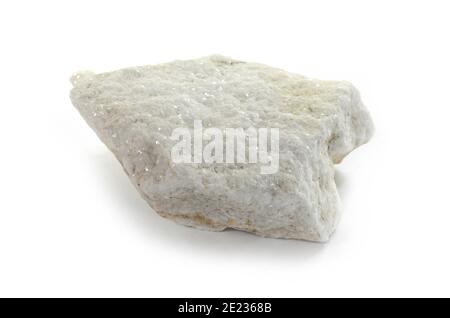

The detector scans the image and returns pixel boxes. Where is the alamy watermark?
[170,120,279,174]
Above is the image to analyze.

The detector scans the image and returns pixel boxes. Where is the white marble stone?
[70,55,374,242]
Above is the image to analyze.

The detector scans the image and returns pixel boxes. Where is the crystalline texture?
[70,55,374,242]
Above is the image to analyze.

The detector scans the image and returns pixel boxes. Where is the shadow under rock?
[89,151,328,261]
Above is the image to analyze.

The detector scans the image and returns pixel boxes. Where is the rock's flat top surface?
[70,55,374,242]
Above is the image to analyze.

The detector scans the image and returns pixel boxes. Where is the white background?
[0,0,449,297]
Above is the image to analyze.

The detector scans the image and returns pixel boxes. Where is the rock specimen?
[70,55,374,242]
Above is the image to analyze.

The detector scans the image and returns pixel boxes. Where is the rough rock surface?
[70,55,374,242]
